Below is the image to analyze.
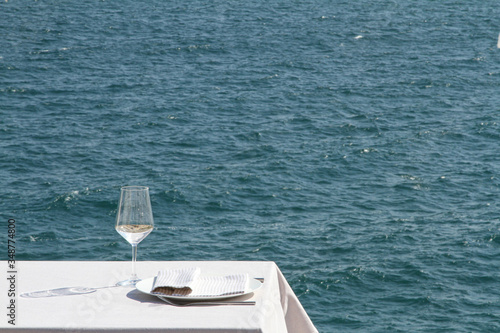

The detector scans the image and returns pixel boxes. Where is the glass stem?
[131,244,138,280]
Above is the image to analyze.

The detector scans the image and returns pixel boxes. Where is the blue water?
[1,0,500,331]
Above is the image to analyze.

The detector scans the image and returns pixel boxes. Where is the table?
[1,261,318,332]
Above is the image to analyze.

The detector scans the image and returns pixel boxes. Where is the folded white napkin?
[151,268,249,297]
[191,274,250,297]
[151,267,201,296]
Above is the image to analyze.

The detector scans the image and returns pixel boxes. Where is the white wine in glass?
[115,186,154,286]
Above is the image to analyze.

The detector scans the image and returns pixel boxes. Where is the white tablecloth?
[1,261,318,333]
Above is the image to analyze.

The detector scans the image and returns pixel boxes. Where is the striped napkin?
[151,267,201,296]
[151,268,249,297]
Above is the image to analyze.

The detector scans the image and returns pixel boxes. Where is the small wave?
[360,147,377,154]
[2,87,26,93]
[486,233,499,244]
[27,232,58,242]
[46,187,106,210]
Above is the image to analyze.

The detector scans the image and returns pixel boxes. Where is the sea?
[1,0,499,331]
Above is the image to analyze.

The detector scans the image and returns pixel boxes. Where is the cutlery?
[158,296,256,306]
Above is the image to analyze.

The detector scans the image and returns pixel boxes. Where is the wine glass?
[115,186,154,286]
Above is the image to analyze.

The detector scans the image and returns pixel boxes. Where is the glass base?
[116,278,141,287]
[21,287,96,298]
